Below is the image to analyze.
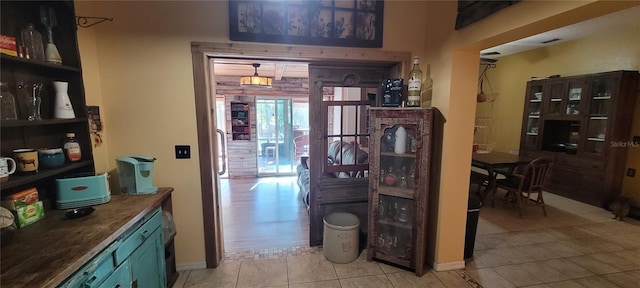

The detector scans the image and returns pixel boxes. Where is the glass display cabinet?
[519,70,638,207]
[367,107,443,276]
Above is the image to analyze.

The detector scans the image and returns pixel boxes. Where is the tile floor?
[175,191,640,288]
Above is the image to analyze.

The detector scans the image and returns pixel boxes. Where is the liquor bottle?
[422,64,433,108]
[407,56,422,107]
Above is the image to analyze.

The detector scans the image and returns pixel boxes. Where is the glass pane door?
[546,81,564,115]
[215,98,228,178]
[256,98,295,175]
[585,76,615,155]
[374,123,417,265]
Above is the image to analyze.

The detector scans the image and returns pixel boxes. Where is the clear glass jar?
[0,82,19,120]
[20,23,45,61]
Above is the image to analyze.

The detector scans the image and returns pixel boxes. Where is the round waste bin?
[464,193,482,258]
[323,212,360,263]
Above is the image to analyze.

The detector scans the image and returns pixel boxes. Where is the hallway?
[220,176,309,258]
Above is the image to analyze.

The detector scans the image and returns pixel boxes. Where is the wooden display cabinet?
[519,70,639,207]
[230,101,250,140]
[1,1,94,202]
[367,107,443,276]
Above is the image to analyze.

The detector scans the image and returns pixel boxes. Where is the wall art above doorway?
[228,0,384,48]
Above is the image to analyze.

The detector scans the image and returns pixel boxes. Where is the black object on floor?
[464,193,482,259]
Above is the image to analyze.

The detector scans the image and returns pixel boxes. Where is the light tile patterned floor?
[174,191,640,287]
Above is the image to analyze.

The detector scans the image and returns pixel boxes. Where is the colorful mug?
[0,157,16,182]
[13,149,38,173]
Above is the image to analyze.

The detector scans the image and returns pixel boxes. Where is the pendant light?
[240,63,272,88]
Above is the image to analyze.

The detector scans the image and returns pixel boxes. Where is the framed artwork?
[229,0,384,48]
[455,0,520,30]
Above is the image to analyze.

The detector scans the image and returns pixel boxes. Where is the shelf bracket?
[76,16,113,28]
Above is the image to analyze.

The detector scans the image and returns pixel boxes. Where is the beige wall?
[75,0,638,269]
[481,22,640,203]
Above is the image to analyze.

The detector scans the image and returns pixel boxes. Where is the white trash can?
[322,212,360,264]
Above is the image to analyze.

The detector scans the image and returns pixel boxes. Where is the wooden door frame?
[191,41,411,268]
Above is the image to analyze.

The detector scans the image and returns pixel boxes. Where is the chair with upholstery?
[492,157,554,218]
[293,134,309,164]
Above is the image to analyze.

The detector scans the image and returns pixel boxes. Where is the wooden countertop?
[0,187,174,288]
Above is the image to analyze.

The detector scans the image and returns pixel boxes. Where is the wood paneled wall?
[217,76,310,177]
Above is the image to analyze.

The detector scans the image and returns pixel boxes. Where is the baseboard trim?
[432,260,466,271]
[177,262,207,271]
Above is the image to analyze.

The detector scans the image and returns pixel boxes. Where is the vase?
[53,81,75,119]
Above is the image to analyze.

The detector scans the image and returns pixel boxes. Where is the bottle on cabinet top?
[407,56,423,107]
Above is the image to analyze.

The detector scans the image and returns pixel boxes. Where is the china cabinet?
[230,101,250,140]
[1,1,94,201]
[367,107,443,276]
[519,70,639,207]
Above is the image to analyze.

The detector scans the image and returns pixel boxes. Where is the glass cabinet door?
[374,123,418,265]
[565,80,583,116]
[525,84,542,149]
[585,76,615,154]
[546,81,565,115]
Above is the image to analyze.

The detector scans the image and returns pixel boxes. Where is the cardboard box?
[2,187,39,210]
[0,35,18,57]
[14,201,44,228]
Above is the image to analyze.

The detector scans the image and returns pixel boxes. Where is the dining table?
[471,151,530,202]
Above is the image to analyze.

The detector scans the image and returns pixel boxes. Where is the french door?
[256,98,295,175]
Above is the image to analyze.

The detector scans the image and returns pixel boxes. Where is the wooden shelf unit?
[519,70,639,207]
[367,107,444,276]
[230,101,250,141]
[1,1,94,201]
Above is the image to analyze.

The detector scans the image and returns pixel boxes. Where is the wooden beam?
[275,63,285,80]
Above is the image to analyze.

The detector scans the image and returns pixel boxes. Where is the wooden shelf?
[0,54,81,72]
[0,118,88,128]
[380,152,416,159]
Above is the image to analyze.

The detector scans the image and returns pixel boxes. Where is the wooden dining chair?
[492,157,554,218]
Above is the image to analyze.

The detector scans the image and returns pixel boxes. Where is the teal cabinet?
[58,208,166,288]
[130,229,165,288]
[97,260,131,288]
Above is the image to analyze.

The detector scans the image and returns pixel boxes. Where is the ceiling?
[213,5,639,78]
[481,5,640,60]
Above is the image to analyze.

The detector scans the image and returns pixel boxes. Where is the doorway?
[193,43,410,267]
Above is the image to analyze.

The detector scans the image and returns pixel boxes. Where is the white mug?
[0,157,17,182]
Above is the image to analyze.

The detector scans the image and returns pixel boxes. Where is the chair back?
[522,157,554,192]
[294,134,310,162]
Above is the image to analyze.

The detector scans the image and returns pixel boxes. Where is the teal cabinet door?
[98,260,131,288]
[130,229,166,288]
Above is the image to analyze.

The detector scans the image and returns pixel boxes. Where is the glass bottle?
[397,203,409,223]
[399,166,408,188]
[384,166,396,186]
[20,23,45,61]
[18,82,42,121]
[0,82,19,120]
[407,56,423,107]
[64,133,82,162]
[422,64,433,108]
